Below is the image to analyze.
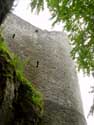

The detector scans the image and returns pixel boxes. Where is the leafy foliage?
[31,0,94,74]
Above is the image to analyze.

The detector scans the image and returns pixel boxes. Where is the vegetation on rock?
[0,32,44,124]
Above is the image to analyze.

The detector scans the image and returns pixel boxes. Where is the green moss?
[18,80,44,117]
[0,32,44,121]
[16,71,44,117]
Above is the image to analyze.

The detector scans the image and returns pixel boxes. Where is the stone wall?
[2,13,87,125]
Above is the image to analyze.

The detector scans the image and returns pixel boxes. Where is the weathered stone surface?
[2,13,87,125]
[0,35,43,125]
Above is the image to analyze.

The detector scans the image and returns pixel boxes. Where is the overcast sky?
[13,0,94,124]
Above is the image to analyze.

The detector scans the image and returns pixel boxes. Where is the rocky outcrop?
[0,34,43,125]
[2,13,87,125]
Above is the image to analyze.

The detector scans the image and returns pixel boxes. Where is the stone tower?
[2,13,87,125]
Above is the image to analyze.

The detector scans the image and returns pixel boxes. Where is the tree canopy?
[31,0,94,74]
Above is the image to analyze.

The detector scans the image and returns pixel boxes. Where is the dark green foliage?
[31,0,94,74]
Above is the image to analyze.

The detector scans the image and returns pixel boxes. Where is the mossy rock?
[0,33,44,125]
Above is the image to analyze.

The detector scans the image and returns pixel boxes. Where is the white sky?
[13,0,94,124]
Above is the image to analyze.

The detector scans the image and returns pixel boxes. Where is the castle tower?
[2,13,87,125]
